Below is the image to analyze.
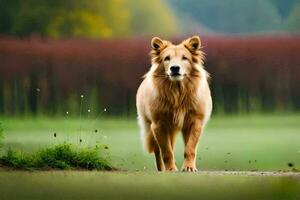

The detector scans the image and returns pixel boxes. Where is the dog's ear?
[183,36,204,64]
[151,37,168,52]
[183,36,201,53]
[150,37,170,63]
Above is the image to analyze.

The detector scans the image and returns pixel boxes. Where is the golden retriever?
[136,36,212,172]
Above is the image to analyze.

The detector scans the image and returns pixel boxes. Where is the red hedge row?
[0,35,300,115]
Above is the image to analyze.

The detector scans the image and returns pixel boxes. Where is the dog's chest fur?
[151,78,202,129]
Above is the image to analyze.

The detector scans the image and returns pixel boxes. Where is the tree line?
[0,36,300,116]
[0,0,177,38]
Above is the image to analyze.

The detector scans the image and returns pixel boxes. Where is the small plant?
[1,149,34,169]
[0,143,114,170]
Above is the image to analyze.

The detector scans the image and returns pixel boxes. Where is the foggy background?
[0,0,300,116]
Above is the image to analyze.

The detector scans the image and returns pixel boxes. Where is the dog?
[136,36,212,172]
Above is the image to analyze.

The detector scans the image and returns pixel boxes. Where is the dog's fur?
[136,36,212,172]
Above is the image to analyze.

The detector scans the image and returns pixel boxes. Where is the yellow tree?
[124,0,178,37]
[7,0,131,38]
[47,0,131,38]
[1,0,178,38]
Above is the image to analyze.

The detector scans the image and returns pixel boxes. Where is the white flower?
[88,109,91,113]
[66,111,69,115]
[80,95,84,98]
[104,108,107,112]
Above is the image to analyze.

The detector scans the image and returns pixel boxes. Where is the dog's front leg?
[182,118,203,172]
[151,123,178,172]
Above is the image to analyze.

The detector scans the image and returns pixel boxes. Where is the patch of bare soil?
[199,170,300,176]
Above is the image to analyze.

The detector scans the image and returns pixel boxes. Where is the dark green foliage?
[0,123,3,147]
[0,143,113,170]
[1,150,35,169]
[0,0,176,38]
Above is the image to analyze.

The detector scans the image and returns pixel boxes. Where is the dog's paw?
[182,165,198,172]
[166,165,178,172]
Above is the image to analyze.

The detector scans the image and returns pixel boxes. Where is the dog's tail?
[145,129,155,153]
[138,116,155,153]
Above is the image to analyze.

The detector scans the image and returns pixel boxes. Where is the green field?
[0,171,299,200]
[2,115,300,171]
[0,115,300,199]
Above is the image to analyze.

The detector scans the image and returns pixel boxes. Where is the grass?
[0,114,300,199]
[1,114,300,171]
[0,122,3,147]
[0,143,113,170]
[0,171,299,200]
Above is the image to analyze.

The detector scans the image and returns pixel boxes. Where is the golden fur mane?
[151,61,202,110]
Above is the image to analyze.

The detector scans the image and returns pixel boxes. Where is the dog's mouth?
[169,73,183,81]
[170,72,181,77]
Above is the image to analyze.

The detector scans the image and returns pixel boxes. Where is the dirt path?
[198,170,300,176]
[1,165,300,177]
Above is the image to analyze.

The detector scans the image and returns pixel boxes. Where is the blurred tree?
[47,11,113,38]
[169,0,282,33]
[0,0,131,38]
[0,0,19,34]
[269,0,296,18]
[0,0,178,38]
[286,2,300,32]
[0,123,2,147]
[118,0,178,37]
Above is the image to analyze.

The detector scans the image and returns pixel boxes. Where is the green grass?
[0,115,300,200]
[0,122,3,147]
[1,114,300,171]
[0,171,299,200]
[0,143,113,170]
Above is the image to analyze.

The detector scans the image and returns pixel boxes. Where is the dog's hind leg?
[154,146,163,171]
[151,123,178,171]
[140,117,164,171]
[152,134,164,171]
[148,132,164,171]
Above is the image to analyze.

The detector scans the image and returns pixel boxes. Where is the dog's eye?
[164,56,170,61]
[182,56,188,60]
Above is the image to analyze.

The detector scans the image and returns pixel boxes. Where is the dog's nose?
[170,66,180,73]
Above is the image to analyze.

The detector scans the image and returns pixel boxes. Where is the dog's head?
[150,36,204,81]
